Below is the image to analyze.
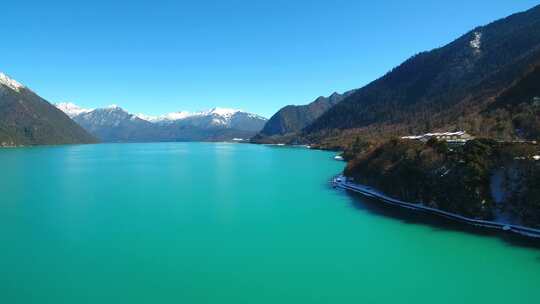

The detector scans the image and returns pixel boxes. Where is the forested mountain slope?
[252,90,354,143]
[301,5,540,149]
[0,73,97,146]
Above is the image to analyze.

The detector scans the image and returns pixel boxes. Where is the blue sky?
[2,0,538,117]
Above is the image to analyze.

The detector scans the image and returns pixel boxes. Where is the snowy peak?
[75,105,140,127]
[0,72,25,92]
[96,104,127,114]
[135,113,158,122]
[105,104,121,110]
[201,107,241,117]
[162,111,192,120]
[138,107,265,126]
[136,111,192,123]
[55,102,93,118]
[90,104,131,117]
[56,102,267,132]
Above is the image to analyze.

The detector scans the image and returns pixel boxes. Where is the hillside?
[252,90,354,143]
[344,138,540,227]
[300,5,540,149]
[481,65,540,139]
[0,73,97,146]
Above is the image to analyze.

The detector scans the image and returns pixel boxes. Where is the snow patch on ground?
[137,111,193,123]
[470,31,482,50]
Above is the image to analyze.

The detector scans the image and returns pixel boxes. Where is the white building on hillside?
[401,131,473,144]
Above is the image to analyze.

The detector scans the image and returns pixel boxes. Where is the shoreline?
[332,175,540,239]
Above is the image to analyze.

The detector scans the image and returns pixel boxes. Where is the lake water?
[1,142,539,303]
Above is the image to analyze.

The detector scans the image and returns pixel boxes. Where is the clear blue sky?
[2,0,538,117]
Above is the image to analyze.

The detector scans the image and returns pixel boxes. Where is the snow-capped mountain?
[55,102,93,118]
[172,108,267,132]
[0,72,25,92]
[137,107,267,131]
[56,103,267,142]
[136,111,193,124]
[65,105,154,142]
[74,105,146,127]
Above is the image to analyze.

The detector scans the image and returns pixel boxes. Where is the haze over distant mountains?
[55,102,267,142]
[0,73,96,146]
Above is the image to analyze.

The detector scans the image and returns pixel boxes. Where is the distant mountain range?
[252,90,355,144]
[0,73,96,146]
[55,102,267,142]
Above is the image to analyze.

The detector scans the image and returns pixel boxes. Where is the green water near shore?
[1,142,539,303]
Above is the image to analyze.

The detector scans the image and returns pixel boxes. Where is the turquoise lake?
[1,142,539,303]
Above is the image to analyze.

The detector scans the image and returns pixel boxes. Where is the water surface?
[1,143,539,303]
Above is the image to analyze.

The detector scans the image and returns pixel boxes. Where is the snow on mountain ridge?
[0,72,25,92]
[77,105,136,127]
[57,102,267,126]
[138,107,265,124]
[136,113,158,122]
[56,102,267,136]
[200,107,241,117]
[55,102,93,118]
[136,111,193,123]
[105,104,121,110]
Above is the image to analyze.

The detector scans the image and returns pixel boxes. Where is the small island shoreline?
[332,175,540,239]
